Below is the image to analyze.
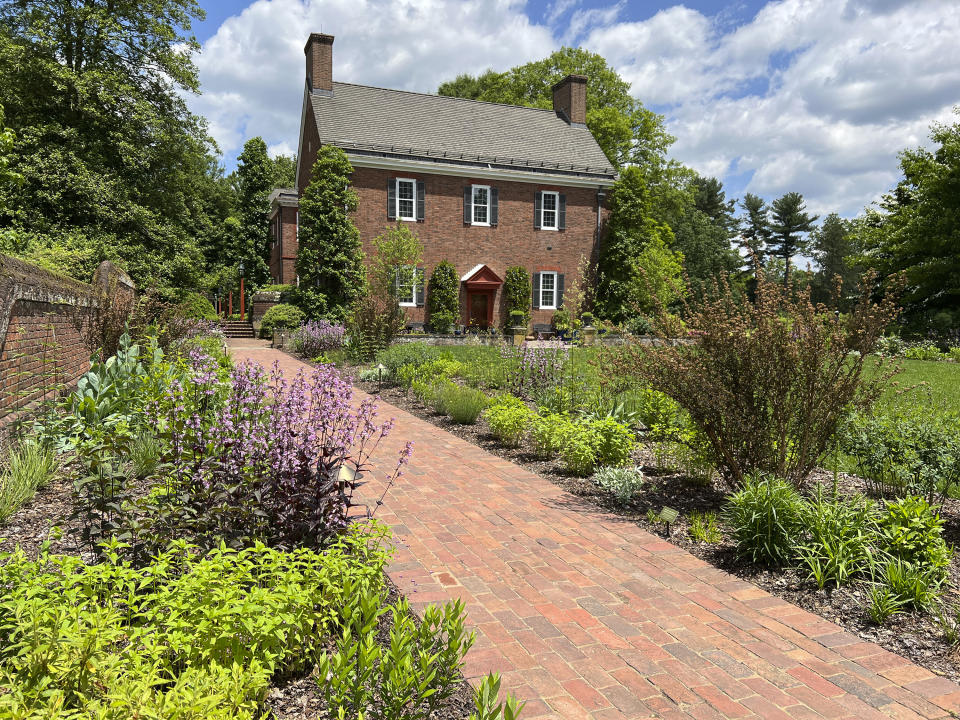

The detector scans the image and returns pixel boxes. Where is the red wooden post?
[239,277,245,320]
[229,292,233,317]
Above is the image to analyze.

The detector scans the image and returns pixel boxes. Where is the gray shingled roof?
[310,83,615,178]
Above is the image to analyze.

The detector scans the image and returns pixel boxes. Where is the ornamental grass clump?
[724,475,808,566]
[609,270,902,489]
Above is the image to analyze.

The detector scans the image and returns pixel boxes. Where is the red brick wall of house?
[269,205,299,285]
[349,166,606,327]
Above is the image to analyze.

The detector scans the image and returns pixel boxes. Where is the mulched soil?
[0,457,475,719]
[354,375,960,684]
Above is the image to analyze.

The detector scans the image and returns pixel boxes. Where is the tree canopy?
[769,192,818,288]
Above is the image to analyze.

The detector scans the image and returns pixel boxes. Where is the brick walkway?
[230,340,960,719]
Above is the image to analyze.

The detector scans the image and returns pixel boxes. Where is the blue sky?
[185,0,960,218]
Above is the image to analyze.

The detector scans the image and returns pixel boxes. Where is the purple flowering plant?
[290,320,346,357]
[151,350,412,550]
[500,340,569,397]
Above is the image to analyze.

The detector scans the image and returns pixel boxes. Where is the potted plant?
[552,308,571,340]
[580,311,597,346]
[509,309,527,346]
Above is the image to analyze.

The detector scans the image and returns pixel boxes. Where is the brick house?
[280,32,617,329]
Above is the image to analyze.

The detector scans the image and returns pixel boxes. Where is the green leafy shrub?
[483,401,532,448]
[878,496,952,579]
[471,673,526,720]
[594,466,644,501]
[591,417,635,467]
[259,303,305,337]
[874,335,907,357]
[177,291,217,321]
[0,441,58,523]
[842,411,960,504]
[0,530,388,718]
[904,343,943,361]
[560,425,599,476]
[798,489,877,588]
[503,267,531,326]
[444,386,489,424]
[948,347,960,361]
[610,270,901,489]
[724,475,808,566]
[529,413,570,458]
[377,343,435,376]
[689,511,722,544]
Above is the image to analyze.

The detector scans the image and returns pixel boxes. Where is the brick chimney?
[304,33,334,95]
[552,74,587,126]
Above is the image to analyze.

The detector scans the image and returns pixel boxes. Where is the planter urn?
[582,325,597,346]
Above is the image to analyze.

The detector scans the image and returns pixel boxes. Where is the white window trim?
[471,184,490,227]
[396,265,419,307]
[396,177,417,222]
[540,271,558,310]
[540,191,559,231]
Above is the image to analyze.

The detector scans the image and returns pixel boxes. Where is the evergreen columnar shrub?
[723,475,808,566]
[428,260,460,330]
[609,269,902,489]
[290,319,346,356]
[296,146,366,322]
[259,303,305,337]
[503,266,531,326]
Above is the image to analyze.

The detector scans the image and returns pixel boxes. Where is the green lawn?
[871,357,960,417]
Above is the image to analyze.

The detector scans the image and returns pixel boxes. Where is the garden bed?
[354,375,960,683]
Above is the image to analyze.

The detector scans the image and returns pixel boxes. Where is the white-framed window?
[541,191,559,230]
[472,185,490,226]
[395,266,419,307]
[540,271,558,310]
[396,178,416,221]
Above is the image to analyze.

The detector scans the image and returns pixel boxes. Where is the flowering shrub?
[290,319,346,356]
[145,355,411,552]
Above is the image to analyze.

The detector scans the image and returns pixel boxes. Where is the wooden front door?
[469,292,489,328]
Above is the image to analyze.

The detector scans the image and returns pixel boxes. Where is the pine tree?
[812,213,858,308]
[769,192,818,288]
[295,146,365,321]
[739,193,770,274]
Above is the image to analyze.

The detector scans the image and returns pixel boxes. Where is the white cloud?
[190,0,960,218]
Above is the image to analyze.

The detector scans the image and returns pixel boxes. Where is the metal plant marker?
[659,506,679,536]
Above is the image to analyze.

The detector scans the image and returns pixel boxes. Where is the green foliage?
[903,343,943,361]
[689,511,722,544]
[483,400,532,448]
[0,103,20,208]
[371,222,424,300]
[738,193,770,274]
[470,672,526,720]
[877,496,952,579]
[881,558,941,611]
[444,386,490,425]
[596,166,684,322]
[0,0,234,292]
[559,425,598,476]
[811,213,860,308]
[867,586,905,625]
[234,137,274,286]
[0,440,58,523]
[177,291,217,321]
[724,475,808,566]
[594,465,644,502]
[842,410,960,504]
[798,489,877,589]
[346,293,407,362]
[0,532,389,718]
[317,592,475,720]
[769,192,819,287]
[296,146,365,322]
[590,417,635,467]
[503,267,531,325]
[612,270,901,489]
[130,433,161,479]
[529,413,570,458]
[259,303,305,337]
[428,260,460,330]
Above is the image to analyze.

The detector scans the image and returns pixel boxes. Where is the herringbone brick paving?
[230,340,960,719]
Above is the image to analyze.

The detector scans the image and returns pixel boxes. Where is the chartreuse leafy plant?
[483,395,533,447]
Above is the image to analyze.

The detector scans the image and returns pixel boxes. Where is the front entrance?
[469,292,491,329]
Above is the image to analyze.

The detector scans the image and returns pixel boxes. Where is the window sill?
[539,226,558,231]
[398,302,417,307]
[471,222,491,227]
[540,305,557,311]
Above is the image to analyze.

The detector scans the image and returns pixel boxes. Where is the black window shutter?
[558,194,567,230]
[491,187,499,226]
[463,186,472,224]
[415,268,425,306]
[387,179,396,220]
[557,274,565,307]
[532,272,541,310]
[534,192,542,229]
[416,181,425,221]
